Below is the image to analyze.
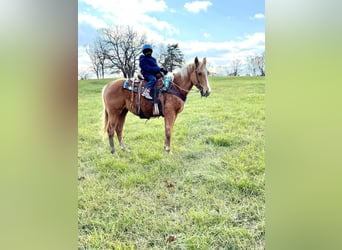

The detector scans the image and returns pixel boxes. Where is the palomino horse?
[102,57,211,154]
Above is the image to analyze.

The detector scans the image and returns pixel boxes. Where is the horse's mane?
[174,63,196,80]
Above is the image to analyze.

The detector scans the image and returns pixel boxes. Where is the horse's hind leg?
[107,125,115,154]
[107,111,120,154]
[116,108,128,151]
[107,124,116,154]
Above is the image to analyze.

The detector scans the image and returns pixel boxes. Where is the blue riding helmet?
[142,44,153,52]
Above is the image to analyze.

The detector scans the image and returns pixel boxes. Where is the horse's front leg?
[164,112,177,153]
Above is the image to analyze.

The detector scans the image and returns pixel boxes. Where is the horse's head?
[191,57,211,97]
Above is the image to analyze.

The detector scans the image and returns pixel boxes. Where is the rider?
[139,44,167,99]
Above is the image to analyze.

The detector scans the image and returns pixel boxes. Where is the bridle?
[194,69,204,92]
[171,68,206,93]
[165,66,208,98]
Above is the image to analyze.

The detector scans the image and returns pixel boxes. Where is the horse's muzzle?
[200,89,210,97]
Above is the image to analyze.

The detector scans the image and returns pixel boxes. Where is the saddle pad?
[123,80,145,93]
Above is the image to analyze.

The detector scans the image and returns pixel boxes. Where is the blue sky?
[78,0,264,76]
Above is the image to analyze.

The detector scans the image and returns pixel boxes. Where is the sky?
[78,0,265,77]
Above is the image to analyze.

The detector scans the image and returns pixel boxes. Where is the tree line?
[228,52,265,77]
[82,26,184,80]
[79,25,265,80]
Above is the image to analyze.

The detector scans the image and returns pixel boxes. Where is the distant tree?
[100,26,147,78]
[230,59,241,76]
[257,52,265,76]
[86,37,106,79]
[158,43,184,72]
[247,52,265,76]
[78,68,89,80]
[247,56,257,76]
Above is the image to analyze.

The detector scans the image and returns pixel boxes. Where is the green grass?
[78,76,265,249]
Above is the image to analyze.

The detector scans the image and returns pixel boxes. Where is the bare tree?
[247,52,265,76]
[257,52,265,76]
[100,26,147,78]
[86,37,107,79]
[86,46,100,79]
[230,59,241,76]
[249,56,258,76]
[78,68,89,80]
[247,56,255,76]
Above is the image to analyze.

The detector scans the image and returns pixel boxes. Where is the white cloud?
[78,13,108,28]
[250,13,265,20]
[182,32,264,54]
[179,32,265,69]
[79,0,167,15]
[203,32,211,38]
[140,16,180,36]
[184,1,212,13]
[238,32,265,50]
[79,0,178,42]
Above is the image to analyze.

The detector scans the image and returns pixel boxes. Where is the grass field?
[78,76,265,249]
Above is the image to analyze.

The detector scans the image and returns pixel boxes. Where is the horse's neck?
[173,70,193,95]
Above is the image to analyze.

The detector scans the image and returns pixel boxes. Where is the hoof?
[110,149,115,154]
[121,147,130,152]
[164,146,172,154]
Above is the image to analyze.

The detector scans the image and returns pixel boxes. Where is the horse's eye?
[198,72,202,76]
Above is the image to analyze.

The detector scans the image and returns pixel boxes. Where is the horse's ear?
[203,57,207,65]
[194,57,199,67]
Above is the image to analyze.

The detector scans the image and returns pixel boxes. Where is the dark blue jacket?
[139,54,161,76]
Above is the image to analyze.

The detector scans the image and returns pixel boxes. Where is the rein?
[167,83,187,102]
[169,80,200,102]
[171,81,191,93]
[171,76,201,94]
[164,65,204,101]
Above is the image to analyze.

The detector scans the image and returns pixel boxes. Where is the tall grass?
[78,76,265,249]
